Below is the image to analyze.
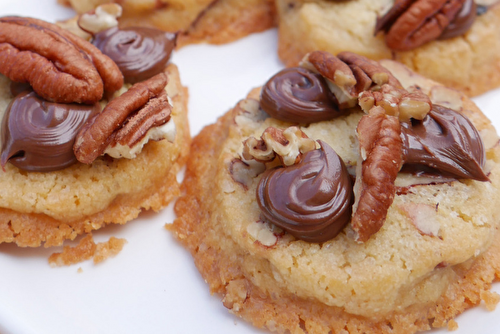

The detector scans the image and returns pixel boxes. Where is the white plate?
[0,1,499,333]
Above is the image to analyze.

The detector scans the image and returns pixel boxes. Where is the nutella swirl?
[257,141,353,242]
[401,105,488,181]
[440,0,476,39]
[1,91,100,172]
[260,67,345,123]
[93,26,177,84]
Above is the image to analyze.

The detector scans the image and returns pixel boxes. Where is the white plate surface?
[0,1,499,333]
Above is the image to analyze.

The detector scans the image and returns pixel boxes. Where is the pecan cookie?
[170,52,500,334]
[276,0,500,96]
[58,0,276,47]
[0,17,190,247]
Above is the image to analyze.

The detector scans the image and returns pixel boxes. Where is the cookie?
[0,17,190,247]
[58,0,276,46]
[276,0,500,97]
[170,51,500,334]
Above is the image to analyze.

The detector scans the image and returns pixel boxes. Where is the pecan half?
[300,51,358,109]
[0,16,123,104]
[74,73,170,164]
[300,51,404,109]
[337,51,403,89]
[242,127,316,166]
[359,84,432,121]
[352,106,403,242]
[375,0,468,51]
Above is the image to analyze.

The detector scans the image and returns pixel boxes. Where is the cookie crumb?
[93,237,127,264]
[480,290,500,311]
[49,234,96,267]
[447,319,458,331]
[77,267,83,273]
[48,234,127,266]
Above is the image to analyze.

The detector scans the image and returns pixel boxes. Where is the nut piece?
[375,0,468,51]
[78,3,122,34]
[0,16,123,103]
[247,221,279,247]
[74,72,169,164]
[56,16,92,40]
[229,158,266,190]
[359,84,432,122]
[351,106,403,242]
[400,203,441,237]
[337,51,403,89]
[242,127,317,166]
[300,51,358,109]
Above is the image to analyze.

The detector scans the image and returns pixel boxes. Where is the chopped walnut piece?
[242,127,316,166]
[400,203,441,237]
[351,106,403,242]
[229,158,266,190]
[56,16,92,40]
[78,3,122,35]
[0,17,123,104]
[359,84,431,122]
[74,73,171,164]
[246,221,282,247]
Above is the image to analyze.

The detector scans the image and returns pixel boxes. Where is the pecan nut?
[74,72,171,163]
[375,0,469,51]
[300,51,358,109]
[300,51,403,109]
[242,127,316,166]
[351,106,403,242]
[359,84,432,121]
[0,16,123,104]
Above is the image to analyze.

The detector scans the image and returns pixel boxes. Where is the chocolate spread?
[257,141,353,242]
[260,67,345,123]
[1,91,100,172]
[401,104,488,181]
[93,26,177,84]
[440,0,477,39]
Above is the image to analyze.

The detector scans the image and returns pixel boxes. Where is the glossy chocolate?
[260,67,345,123]
[257,141,354,242]
[401,105,488,181]
[93,26,176,84]
[440,0,476,40]
[1,91,100,172]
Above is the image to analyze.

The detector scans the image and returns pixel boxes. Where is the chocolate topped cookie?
[170,51,500,334]
[276,0,500,96]
[0,16,190,247]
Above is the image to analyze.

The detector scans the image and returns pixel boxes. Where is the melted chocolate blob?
[440,0,476,40]
[257,141,354,243]
[401,105,488,181]
[1,91,100,172]
[260,67,344,123]
[93,26,177,83]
